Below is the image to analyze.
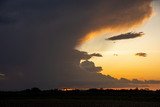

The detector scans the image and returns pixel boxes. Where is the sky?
[0,0,160,90]
[78,0,160,89]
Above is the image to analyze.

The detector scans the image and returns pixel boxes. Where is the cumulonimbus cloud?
[106,32,144,41]
[135,52,147,57]
[0,0,156,90]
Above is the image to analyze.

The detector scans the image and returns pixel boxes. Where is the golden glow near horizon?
[77,2,160,82]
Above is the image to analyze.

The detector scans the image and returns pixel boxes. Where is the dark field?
[1,88,160,107]
[1,99,160,107]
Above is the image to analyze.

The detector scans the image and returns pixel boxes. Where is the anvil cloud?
[0,0,155,90]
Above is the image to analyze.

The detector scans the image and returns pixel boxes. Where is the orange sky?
[77,2,160,83]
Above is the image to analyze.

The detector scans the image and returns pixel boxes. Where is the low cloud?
[90,53,102,57]
[144,80,160,84]
[80,60,102,73]
[119,78,160,84]
[106,32,144,41]
[0,73,5,76]
[0,73,5,79]
[78,51,102,60]
[135,52,147,57]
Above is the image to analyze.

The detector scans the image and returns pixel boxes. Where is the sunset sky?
[0,0,160,90]
[78,1,160,80]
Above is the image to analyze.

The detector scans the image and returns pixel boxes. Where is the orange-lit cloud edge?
[77,13,153,46]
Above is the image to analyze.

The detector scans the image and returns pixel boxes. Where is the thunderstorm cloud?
[0,0,156,90]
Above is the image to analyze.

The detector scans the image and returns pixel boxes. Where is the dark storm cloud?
[0,0,6,6]
[79,51,102,60]
[0,73,5,76]
[0,16,14,24]
[0,73,5,79]
[0,0,155,90]
[80,60,102,73]
[106,32,144,41]
[135,52,147,57]
[0,0,15,24]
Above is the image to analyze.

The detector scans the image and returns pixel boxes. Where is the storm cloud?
[80,60,102,73]
[0,73,5,80]
[77,51,102,60]
[0,0,155,90]
[106,32,144,41]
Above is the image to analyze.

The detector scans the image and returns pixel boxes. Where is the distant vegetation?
[1,87,160,101]
[1,88,160,107]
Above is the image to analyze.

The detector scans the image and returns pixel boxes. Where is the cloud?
[0,16,14,25]
[0,73,5,76]
[80,60,102,73]
[76,51,102,60]
[106,32,144,41]
[119,78,131,83]
[135,52,147,57]
[0,0,155,90]
[119,78,160,84]
[131,79,160,84]
[0,73,5,79]
[90,53,102,57]
[144,80,160,84]
[79,0,152,44]
[113,54,118,56]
